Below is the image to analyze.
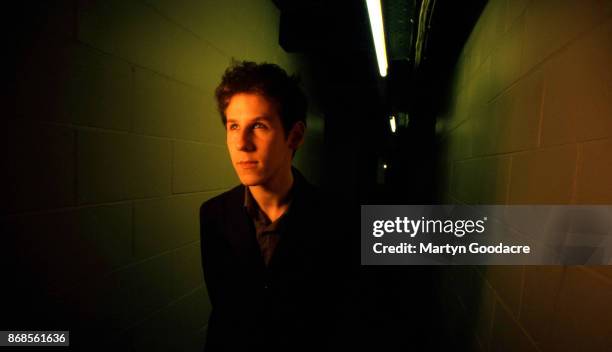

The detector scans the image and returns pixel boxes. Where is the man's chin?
[237,174,264,187]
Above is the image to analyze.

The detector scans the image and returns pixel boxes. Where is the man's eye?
[253,123,266,129]
[228,124,238,130]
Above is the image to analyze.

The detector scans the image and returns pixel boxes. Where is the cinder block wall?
[9,1,323,350]
[435,0,612,351]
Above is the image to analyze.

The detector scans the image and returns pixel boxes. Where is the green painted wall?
[435,0,612,350]
[10,1,323,350]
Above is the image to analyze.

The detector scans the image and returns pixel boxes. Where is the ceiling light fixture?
[366,0,388,77]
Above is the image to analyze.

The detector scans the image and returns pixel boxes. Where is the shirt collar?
[243,167,301,221]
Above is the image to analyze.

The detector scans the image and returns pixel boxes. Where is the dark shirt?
[243,186,293,267]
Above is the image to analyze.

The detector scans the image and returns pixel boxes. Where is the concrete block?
[588,266,612,282]
[546,267,612,351]
[451,159,480,204]
[471,101,500,157]
[508,145,577,204]
[470,57,494,110]
[522,0,607,73]
[4,121,75,214]
[77,0,219,88]
[166,25,222,92]
[485,266,524,318]
[133,69,180,138]
[490,14,524,98]
[78,0,163,71]
[454,267,485,316]
[241,1,281,62]
[478,0,507,62]
[63,242,203,333]
[172,141,238,193]
[472,93,513,156]
[77,130,172,204]
[520,266,566,349]
[503,0,530,33]
[146,0,281,62]
[133,191,221,259]
[575,138,612,203]
[17,44,134,131]
[466,20,487,76]
[489,301,539,352]
[447,120,473,162]
[127,286,210,352]
[449,76,474,131]
[474,283,497,352]
[201,96,227,146]
[67,47,134,130]
[462,42,477,82]
[133,67,226,144]
[8,203,132,295]
[478,156,511,204]
[143,0,249,59]
[477,69,542,155]
[144,2,231,93]
[503,69,544,152]
[541,17,612,146]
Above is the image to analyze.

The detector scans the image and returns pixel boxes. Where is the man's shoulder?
[200,184,244,217]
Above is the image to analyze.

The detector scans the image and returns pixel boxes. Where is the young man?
[199,62,354,351]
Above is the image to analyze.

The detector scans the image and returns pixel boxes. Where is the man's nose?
[235,129,255,151]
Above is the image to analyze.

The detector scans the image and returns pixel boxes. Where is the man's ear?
[288,121,306,150]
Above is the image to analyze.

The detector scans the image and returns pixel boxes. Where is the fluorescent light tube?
[366,0,388,77]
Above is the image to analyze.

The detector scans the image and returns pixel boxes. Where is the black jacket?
[199,169,357,352]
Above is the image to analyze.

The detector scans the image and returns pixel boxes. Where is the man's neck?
[248,167,294,222]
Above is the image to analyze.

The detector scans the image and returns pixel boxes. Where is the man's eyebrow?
[226,116,271,124]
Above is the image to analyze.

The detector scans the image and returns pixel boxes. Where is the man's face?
[225,93,297,187]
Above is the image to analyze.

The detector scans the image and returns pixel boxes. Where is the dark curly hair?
[215,61,307,137]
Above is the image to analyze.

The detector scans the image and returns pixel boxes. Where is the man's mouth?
[237,160,258,169]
